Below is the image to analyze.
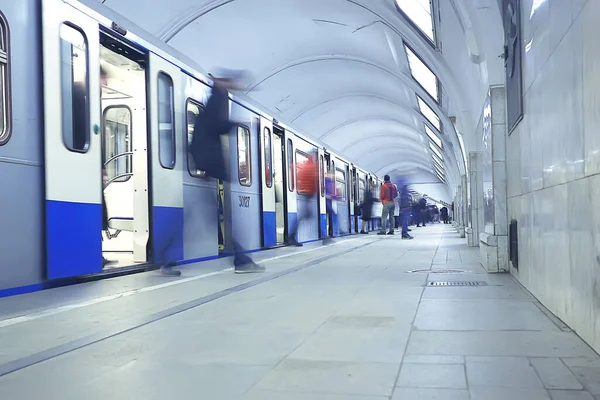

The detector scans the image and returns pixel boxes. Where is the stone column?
[468,151,484,247]
[479,86,509,272]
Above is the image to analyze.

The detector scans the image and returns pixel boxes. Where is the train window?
[263,127,272,188]
[320,155,325,197]
[335,168,346,201]
[186,99,208,178]
[350,169,354,203]
[157,72,175,169]
[295,150,311,195]
[103,106,132,183]
[287,139,294,192]
[0,13,10,145]
[238,126,252,186]
[60,24,89,152]
[359,178,366,203]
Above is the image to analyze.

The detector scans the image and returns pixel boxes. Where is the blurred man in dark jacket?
[190,69,265,274]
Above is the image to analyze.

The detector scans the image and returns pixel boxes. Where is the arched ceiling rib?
[97,0,506,191]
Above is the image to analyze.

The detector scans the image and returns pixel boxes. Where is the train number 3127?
[239,196,250,208]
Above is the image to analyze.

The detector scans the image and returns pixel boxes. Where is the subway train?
[0,0,388,294]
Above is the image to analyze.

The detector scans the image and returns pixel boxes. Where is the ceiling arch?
[320,117,421,141]
[96,0,506,195]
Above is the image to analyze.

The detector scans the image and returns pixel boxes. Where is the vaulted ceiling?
[92,0,506,195]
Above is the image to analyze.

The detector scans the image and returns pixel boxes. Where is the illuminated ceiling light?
[425,125,442,148]
[429,142,443,159]
[417,95,440,130]
[396,0,435,42]
[404,44,440,101]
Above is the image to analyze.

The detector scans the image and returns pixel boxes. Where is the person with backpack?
[190,69,265,274]
[288,152,318,246]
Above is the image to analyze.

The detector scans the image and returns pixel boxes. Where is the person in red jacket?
[378,175,398,235]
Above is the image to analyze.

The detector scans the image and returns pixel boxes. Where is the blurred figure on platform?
[190,69,265,274]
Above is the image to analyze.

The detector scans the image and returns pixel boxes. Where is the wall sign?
[503,0,523,135]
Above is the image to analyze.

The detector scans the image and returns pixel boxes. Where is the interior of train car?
[99,32,149,269]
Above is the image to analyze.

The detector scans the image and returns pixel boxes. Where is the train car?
[0,0,384,296]
[0,0,46,292]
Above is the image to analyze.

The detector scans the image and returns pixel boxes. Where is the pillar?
[479,86,509,272]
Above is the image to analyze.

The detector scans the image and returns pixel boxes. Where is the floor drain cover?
[427,281,488,287]
[408,269,467,274]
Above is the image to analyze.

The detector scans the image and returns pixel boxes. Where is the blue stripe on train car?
[320,214,327,238]
[287,212,297,240]
[46,200,103,280]
[153,206,184,264]
[263,211,277,247]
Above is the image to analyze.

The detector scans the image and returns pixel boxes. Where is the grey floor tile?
[288,324,411,363]
[531,358,584,390]
[469,387,551,399]
[396,363,467,389]
[391,388,469,399]
[254,359,400,396]
[84,361,272,400]
[569,366,600,395]
[414,300,559,331]
[467,357,543,388]
[243,390,387,399]
[563,358,600,368]
[549,390,595,400]
[407,331,597,357]
[402,355,464,364]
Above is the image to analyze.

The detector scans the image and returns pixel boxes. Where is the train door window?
[60,24,89,152]
[238,126,251,186]
[157,72,175,169]
[103,107,132,182]
[287,139,294,192]
[186,99,207,178]
[296,151,310,195]
[359,178,366,202]
[263,127,272,188]
[320,155,325,197]
[335,168,346,201]
[349,168,354,204]
[0,13,10,145]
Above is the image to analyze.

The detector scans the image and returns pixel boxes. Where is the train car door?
[349,165,355,233]
[99,32,149,268]
[42,0,103,279]
[273,125,288,244]
[229,103,262,252]
[147,53,184,265]
[283,131,297,244]
[317,148,327,238]
[334,160,349,235]
[259,117,276,247]
[182,76,218,260]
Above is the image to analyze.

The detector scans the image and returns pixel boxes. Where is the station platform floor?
[0,225,599,399]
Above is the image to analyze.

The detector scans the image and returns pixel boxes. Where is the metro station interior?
[0,0,599,398]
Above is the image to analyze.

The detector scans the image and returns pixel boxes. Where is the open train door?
[259,117,277,247]
[317,148,327,238]
[283,131,298,242]
[42,0,103,279]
